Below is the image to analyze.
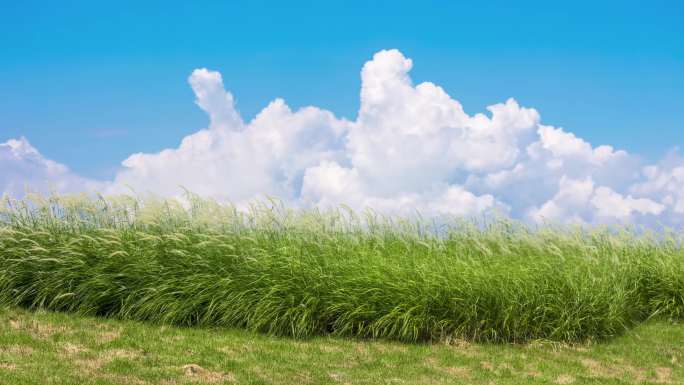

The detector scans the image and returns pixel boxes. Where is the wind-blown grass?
[0,193,682,343]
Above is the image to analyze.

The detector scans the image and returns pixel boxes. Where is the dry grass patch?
[654,367,673,384]
[216,342,257,360]
[327,372,344,382]
[0,344,35,356]
[293,370,313,384]
[1,306,682,385]
[581,358,623,378]
[580,358,676,383]
[554,374,575,384]
[0,363,17,370]
[443,366,471,379]
[480,361,495,371]
[423,356,472,379]
[104,348,143,360]
[318,344,345,353]
[61,342,88,355]
[182,364,236,383]
[215,347,247,363]
[71,348,143,375]
[97,329,122,344]
[7,317,68,339]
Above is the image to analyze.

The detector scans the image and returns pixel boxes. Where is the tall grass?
[0,193,682,343]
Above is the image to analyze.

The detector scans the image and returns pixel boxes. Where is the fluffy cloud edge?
[2,49,683,227]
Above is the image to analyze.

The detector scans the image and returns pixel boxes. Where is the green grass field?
[1,307,682,385]
[0,194,683,383]
[1,194,682,343]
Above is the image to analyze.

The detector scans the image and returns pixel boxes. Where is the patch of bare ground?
[182,364,236,383]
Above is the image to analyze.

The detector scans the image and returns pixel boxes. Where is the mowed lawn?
[0,307,681,385]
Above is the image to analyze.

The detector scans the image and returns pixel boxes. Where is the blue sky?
[1,0,682,179]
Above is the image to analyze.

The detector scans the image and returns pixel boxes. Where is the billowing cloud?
[2,49,682,226]
[0,137,104,197]
[300,161,499,217]
[527,176,665,224]
[628,150,684,226]
[110,69,349,203]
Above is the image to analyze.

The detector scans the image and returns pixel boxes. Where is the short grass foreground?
[0,194,683,344]
[1,307,682,385]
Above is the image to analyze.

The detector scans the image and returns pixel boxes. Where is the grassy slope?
[0,307,682,385]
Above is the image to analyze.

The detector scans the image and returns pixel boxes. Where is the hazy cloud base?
[2,49,683,226]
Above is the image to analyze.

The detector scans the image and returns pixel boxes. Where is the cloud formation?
[2,49,682,226]
[0,137,104,197]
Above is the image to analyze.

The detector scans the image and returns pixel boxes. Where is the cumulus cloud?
[2,49,682,226]
[0,137,103,197]
[527,176,665,224]
[628,150,684,226]
[111,69,349,203]
[300,161,499,217]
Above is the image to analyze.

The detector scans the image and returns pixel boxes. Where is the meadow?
[1,306,681,384]
[0,193,682,345]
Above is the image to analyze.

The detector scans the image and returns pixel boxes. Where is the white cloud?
[110,69,349,204]
[591,186,665,220]
[527,176,595,224]
[629,151,684,225]
[527,176,665,224]
[1,49,682,226]
[300,161,499,217]
[350,50,539,196]
[0,137,103,197]
[531,125,627,165]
